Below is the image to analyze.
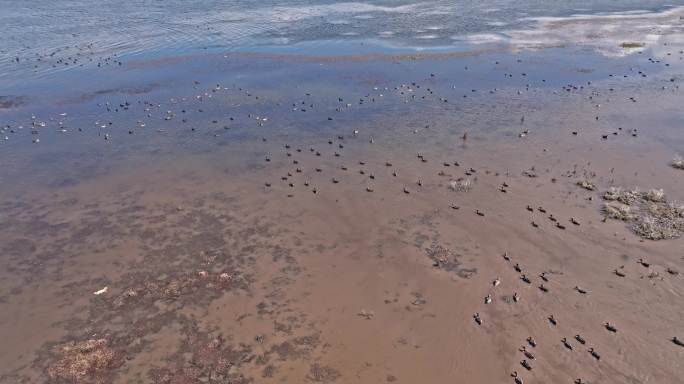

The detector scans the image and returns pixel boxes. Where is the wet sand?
[2,15,684,384]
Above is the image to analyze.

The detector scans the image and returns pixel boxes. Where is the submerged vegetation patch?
[619,42,645,48]
[46,338,122,383]
[0,95,27,109]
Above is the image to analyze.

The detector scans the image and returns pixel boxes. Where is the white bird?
[485,294,492,304]
[493,277,501,287]
[93,286,108,295]
[513,292,520,302]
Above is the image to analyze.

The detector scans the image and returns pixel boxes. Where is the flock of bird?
[1,40,682,150]
[470,249,682,384]
[2,37,684,384]
[5,40,124,76]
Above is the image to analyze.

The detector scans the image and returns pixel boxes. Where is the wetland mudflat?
[1,2,684,384]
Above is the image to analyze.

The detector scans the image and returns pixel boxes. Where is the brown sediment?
[2,122,681,383]
[1,49,684,384]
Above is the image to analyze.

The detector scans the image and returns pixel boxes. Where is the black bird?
[520,359,532,371]
[575,286,588,294]
[561,337,573,350]
[511,371,524,384]
[473,312,482,325]
[588,347,601,360]
[519,346,535,360]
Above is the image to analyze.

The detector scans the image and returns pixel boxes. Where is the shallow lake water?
[1,2,684,384]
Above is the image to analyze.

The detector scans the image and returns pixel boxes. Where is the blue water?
[1,0,684,190]
[1,0,682,85]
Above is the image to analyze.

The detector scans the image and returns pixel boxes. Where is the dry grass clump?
[603,187,640,205]
[643,188,666,202]
[577,179,596,191]
[47,339,119,382]
[449,178,474,192]
[602,202,635,221]
[602,187,683,240]
[672,156,684,170]
[633,216,683,240]
[645,201,684,219]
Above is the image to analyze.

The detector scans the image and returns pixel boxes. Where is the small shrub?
[449,178,474,192]
[602,187,683,240]
[672,156,684,170]
[603,187,640,205]
[643,188,666,203]
[602,202,635,221]
[633,216,681,240]
[577,180,596,191]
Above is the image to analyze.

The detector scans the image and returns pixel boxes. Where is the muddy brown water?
[1,47,684,384]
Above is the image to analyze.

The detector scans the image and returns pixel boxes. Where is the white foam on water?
[328,19,352,25]
[215,2,421,25]
[466,5,684,58]
[456,33,507,43]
